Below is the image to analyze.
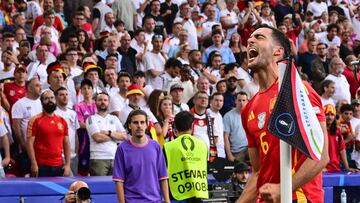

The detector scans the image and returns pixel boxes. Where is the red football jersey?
[3,82,26,109]
[27,113,68,166]
[326,128,345,172]
[241,80,325,202]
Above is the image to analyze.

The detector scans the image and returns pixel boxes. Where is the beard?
[43,102,57,114]
[96,103,108,112]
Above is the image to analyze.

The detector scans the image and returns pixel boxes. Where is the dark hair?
[72,11,84,19]
[210,92,224,101]
[327,23,340,33]
[54,86,67,96]
[317,42,328,48]
[174,111,194,132]
[67,33,78,42]
[340,104,354,113]
[2,32,15,40]
[148,89,166,116]
[125,109,148,131]
[224,63,239,74]
[134,70,146,78]
[80,78,93,89]
[165,58,182,70]
[106,53,118,60]
[117,71,132,83]
[65,47,79,54]
[76,29,90,52]
[254,24,291,58]
[114,19,124,27]
[96,92,110,100]
[235,91,249,98]
[142,15,155,25]
[320,80,335,95]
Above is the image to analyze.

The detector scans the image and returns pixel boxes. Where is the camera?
[74,187,91,202]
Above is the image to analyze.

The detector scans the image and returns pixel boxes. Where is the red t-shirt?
[286,28,301,47]
[343,66,360,99]
[241,80,325,202]
[3,82,26,110]
[326,128,345,172]
[240,24,255,47]
[27,112,68,166]
[32,15,64,34]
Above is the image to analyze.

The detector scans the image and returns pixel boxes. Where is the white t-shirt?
[159,72,180,92]
[307,1,328,17]
[0,68,14,81]
[26,62,49,90]
[219,9,238,40]
[325,74,351,104]
[315,32,341,47]
[130,39,146,72]
[11,97,42,142]
[201,21,220,38]
[352,15,360,40]
[237,67,252,85]
[118,105,157,126]
[173,103,189,115]
[144,52,166,89]
[207,109,225,158]
[109,93,128,114]
[105,85,119,97]
[70,66,83,78]
[321,97,335,107]
[86,113,125,159]
[55,108,80,159]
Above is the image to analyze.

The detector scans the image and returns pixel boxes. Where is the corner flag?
[268,58,324,161]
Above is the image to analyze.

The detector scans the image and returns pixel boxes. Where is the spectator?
[109,72,132,118]
[91,0,113,37]
[328,0,346,17]
[146,0,166,37]
[74,79,96,176]
[3,64,26,111]
[118,33,137,76]
[174,2,198,50]
[148,89,166,118]
[200,3,219,44]
[160,0,178,35]
[86,92,127,176]
[55,87,80,175]
[297,39,318,81]
[316,23,341,47]
[216,79,227,94]
[60,11,86,52]
[130,30,148,72]
[32,0,64,34]
[133,70,153,106]
[168,28,188,58]
[325,57,351,104]
[158,58,182,92]
[170,83,189,115]
[187,77,212,109]
[111,0,137,33]
[224,91,249,162]
[142,15,156,51]
[351,99,360,170]
[207,92,225,158]
[273,0,294,23]
[320,80,336,107]
[65,48,82,79]
[112,109,170,203]
[103,12,116,33]
[339,104,357,168]
[343,55,360,99]
[97,35,122,73]
[26,90,71,177]
[307,0,328,19]
[46,61,67,93]
[176,44,191,65]
[259,3,276,28]
[188,50,216,83]
[0,105,10,178]
[104,68,119,97]
[220,73,238,116]
[77,29,91,54]
[26,44,51,89]
[11,77,42,176]
[202,30,236,64]
[219,0,238,41]
[64,180,90,203]
[34,10,60,45]
[231,162,250,201]
[311,42,330,93]
[104,53,118,70]
[0,50,18,82]
[144,34,167,89]
[157,96,176,141]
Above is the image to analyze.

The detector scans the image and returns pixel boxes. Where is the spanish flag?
[268,58,324,161]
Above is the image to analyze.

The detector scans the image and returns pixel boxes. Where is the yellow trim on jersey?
[291,151,307,202]
[248,111,255,122]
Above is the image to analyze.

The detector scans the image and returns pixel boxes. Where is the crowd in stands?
[0,0,360,180]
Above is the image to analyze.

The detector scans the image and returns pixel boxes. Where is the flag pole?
[278,60,292,203]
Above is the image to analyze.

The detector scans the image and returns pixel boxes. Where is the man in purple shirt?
[113,109,170,203]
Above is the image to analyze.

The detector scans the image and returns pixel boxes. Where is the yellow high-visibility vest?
[164,134,209,200]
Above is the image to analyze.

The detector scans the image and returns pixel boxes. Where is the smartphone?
[6,47,12,53]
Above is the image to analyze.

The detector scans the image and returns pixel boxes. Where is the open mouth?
[248,48,259,60]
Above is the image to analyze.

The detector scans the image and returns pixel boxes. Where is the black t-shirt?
[160,2,178,34]
[144,14,166,36]
[118,47,137,76]
[328,5,345,17]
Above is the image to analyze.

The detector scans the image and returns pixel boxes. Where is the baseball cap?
[323,104,336,115]
[352,99,360,105]
[234,162,249,173]
[170,83,184,92]
[14,64,27,73]
[126,84,144,97]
